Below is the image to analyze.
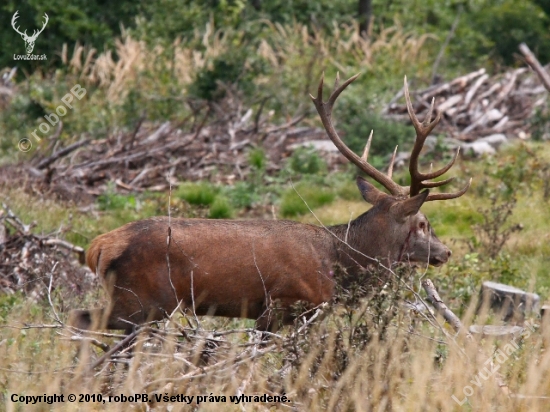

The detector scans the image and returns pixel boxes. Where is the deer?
[11,11,49,55]
[69,74,471,334]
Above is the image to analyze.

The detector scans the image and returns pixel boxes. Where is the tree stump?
[477,281,540,322]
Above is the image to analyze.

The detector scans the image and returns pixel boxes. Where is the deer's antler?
[311,73,471,202]
[311,72,408,199]
[32,13,49,39]
[404,76,471,200]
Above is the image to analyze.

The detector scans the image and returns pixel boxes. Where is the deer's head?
[311,74,471,267]
[11,11,49,55]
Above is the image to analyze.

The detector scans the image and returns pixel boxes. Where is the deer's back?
[87,217,337,319]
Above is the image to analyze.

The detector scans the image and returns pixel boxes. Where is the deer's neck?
[328,210,394,271]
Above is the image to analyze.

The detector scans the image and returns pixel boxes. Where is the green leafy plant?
[97,192,137,211]
[287,146,327,175]
[248,147,267,171]
[467,194,523,260]
[335,93,412,167]
[177,182,217,206]
[209,196,234,219]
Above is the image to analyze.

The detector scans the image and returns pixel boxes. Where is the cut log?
[519,43,550,93]
[477,281,540,321]
[468,324,524,337]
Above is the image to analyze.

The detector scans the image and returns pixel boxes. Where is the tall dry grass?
[60,19,436,107]
[1,265,549,411]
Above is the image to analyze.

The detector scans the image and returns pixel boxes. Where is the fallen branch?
[86,329,141,373]
[36,138,90,170]
[42,238,85,264]
[421,278,463,333]
[519,43,550,93]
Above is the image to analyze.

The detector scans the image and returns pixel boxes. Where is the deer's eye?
[419,222,427,231]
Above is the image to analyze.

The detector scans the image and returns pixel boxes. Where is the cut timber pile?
[0,204,95,299]
[385,66,549,140]
[0,95,329,204]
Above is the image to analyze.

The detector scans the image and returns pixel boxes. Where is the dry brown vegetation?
[1,260,549,411]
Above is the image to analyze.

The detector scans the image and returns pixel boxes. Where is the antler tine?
[417,147,462,185]
[421,177,454,188]
[361,130,373,162]
[403,75,471,200]
[425,97,436,123]
[387,145,398,179]
[314,72,326,103]
[327,72,360,108]
[311,73,408,197]
[426,178,472,201]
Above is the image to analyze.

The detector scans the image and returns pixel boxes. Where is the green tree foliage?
[0,0,139,70]
[382,0,550,69]
[472,0,550,66]
[1,0,549,75]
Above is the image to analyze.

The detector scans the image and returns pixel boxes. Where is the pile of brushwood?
[0,203,94,300]
[0,90,334,204]
[386,64,550,140]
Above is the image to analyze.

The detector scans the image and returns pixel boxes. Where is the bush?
[471,0,550,66]
[209,197,233,219]
[224,181,261,209]
[177,183,217,206]
[287,146,327,175]
[248,148,267,170]
[188,49,268,102]
[97,193,137,211]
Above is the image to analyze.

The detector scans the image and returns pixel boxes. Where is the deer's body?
[80,217,338,332]
[70,74,470,333]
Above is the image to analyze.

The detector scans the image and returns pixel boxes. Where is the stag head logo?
[11,11,49,55]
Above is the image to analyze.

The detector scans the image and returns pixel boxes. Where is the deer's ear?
[356,176,388,205]
[391,190,429,220]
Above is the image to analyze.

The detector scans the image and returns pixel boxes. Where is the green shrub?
[248,148,267,170]
[97,193,137,211]
[287,146,327,175]
[224,181,260,209]
[530,106,550,141]
[335,179,362,201]
[177,183,217,206]
[209,196,233,219]
[470,0,550,66]
[0,293,24,323]
[188,49,268,102]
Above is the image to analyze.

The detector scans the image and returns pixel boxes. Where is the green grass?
[279,183,335,217]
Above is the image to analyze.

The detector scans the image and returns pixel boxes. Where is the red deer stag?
[69,74,470,334]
